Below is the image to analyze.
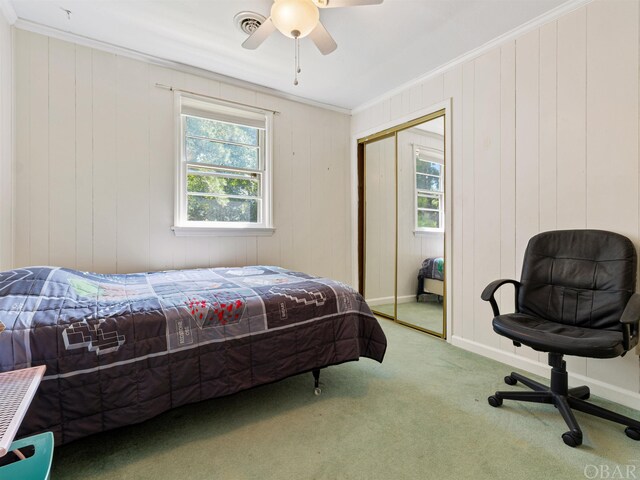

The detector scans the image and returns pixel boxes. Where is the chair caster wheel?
[488,395,502,407]
[625,427,640,441]
[504,375,517,386]
[314,387,321,396]
[562,431,582,447]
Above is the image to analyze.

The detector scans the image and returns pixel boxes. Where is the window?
[415,145,444,232]
[174,94,274,235]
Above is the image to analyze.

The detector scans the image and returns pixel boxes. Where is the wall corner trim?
[0,0,16,25]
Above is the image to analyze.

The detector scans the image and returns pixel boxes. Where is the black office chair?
[481,229,640,447]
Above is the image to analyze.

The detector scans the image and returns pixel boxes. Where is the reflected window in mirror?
[415,145,444,233]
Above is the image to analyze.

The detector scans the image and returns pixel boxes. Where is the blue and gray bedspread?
[418,257,444,280]
[0,266,386,445]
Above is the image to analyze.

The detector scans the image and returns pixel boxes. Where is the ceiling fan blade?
[308,22,337,55]
[242,17,277,50]
[314,0,383,8]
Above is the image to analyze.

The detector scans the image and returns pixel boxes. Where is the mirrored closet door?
[360,111,447,338]
[363,135,396,320]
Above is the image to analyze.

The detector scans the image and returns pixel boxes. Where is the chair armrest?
[480,279,521,317]
[621,293,640,352]
[621,293,640,325]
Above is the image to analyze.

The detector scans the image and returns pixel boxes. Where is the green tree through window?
[415,150,444,230]
[184,114,264,223]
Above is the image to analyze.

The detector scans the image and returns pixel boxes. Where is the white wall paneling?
[92,49,118,273]
[75,45,94,272]
[514,29,542,363]
[461,61,475,342]
[556,7,587,230]
[352,0,640,408]
[498,41,517,354]
[14,28,29,269]
[472,49,501,349]
[583,0,640,392]
[13,30,353,285]
[27,31,49,266]
[116,57,150,273]
[49,38,76,268]
[538,22,558,234]
[0,11,12,269]
[148,64,175,273]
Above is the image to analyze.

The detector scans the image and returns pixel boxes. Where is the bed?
[417,257,444,301]
[0,266,387,445]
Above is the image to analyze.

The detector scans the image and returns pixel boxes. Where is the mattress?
[422,278,444,296]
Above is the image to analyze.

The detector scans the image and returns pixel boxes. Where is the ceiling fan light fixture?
[271,0,320,38]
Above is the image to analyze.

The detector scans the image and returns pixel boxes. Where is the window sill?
[171,226,276,237]
[414,229,444,236]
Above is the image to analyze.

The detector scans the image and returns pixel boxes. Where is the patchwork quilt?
[0,266,387,445]
[419,257,444,281]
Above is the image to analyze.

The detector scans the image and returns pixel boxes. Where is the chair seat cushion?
[493,313,625,359]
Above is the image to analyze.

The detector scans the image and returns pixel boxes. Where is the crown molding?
[12,18,351,116]
[0,0,17,25]
[351,0,594,115]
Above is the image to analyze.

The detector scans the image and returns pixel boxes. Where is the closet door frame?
[356,100,452,340]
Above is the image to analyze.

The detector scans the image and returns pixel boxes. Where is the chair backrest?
[518,230,637,330]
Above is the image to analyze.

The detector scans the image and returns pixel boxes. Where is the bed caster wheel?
[504,375,517,386]
[562,431,582,447]
[314,387,322,396]
[488,395,502,407]
[625,427,640,441]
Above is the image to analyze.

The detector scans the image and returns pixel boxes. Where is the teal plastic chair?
[0,432,54,480]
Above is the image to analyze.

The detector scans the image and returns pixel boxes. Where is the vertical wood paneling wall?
[0,14,12,270]
[352,0,640,404]
[13,30,353,284]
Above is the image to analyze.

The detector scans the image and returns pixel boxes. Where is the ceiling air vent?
[234,12,267,36]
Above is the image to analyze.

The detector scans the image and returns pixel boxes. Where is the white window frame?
[414,144,444,233]
[172,92,274,236]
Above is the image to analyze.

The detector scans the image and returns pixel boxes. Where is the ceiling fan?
[241,0,383,84]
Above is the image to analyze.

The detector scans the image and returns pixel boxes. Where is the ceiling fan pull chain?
[297,36,302,74]
[294,36,300,86]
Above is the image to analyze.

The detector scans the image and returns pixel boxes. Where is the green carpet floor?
[51,319,640,480]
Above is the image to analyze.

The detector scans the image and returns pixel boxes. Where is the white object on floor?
[0,365,46,457]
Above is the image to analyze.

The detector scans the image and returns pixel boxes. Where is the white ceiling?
[10,0,569,109]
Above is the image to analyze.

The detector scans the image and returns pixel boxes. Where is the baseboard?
[451,335,640,411]
[396,294,416,304]
[366,296,395,307]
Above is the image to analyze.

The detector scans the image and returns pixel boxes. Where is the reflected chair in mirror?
[481,230,640,447]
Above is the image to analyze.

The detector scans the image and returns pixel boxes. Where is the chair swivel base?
[488,354,640,447]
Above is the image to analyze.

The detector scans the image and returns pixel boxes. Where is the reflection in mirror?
[364,136,396,317]
[396,115,445,335]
